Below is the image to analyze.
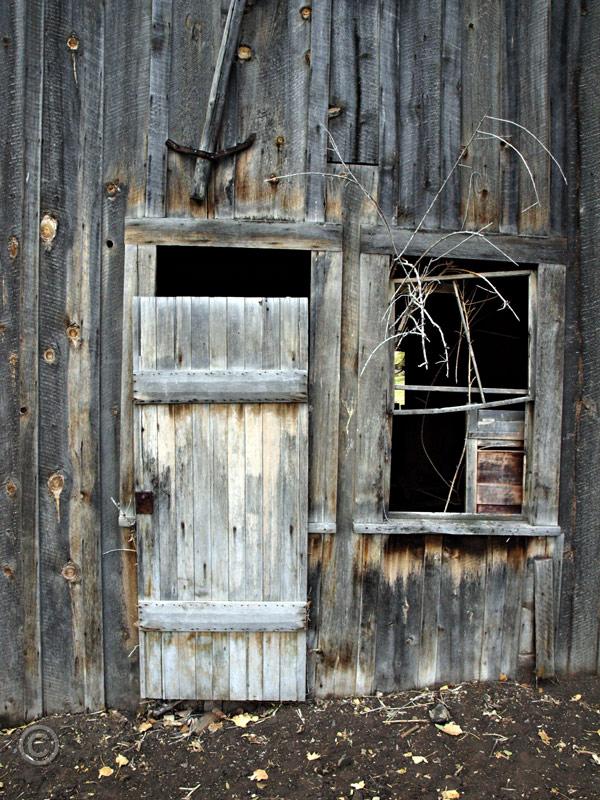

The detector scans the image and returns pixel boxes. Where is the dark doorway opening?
[156,247,311,298]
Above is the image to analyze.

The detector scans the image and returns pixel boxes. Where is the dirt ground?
[1,676,599,800]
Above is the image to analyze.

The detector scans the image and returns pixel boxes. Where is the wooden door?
[132,297,308,701]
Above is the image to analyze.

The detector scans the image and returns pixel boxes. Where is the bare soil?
[1,677,599,800]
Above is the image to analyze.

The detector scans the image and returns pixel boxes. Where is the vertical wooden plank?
[209,297,230,699]
[225,297,248,700]
[514,0,550,235]
[166,0,221,217]
[500,539,527,679]
[374,537,425,692]
[528,264,565,526]
[315,183,362,697]
[534,557,555,678]
[233,0,311,220]
[18,0,44,721]
[153,299,177,697]
[174,298,196,697]
[146,0,172,216]
[101,0,151,710]
[244,298,264,700]
[560,3,599,675]
[38,0,105,715]
[397,0,442,228]
[305,0,332,221]
[279,300,301,700]
[261,298,282,699]
[378,0,399,221]
[461,0,502,230]
[296,298,309,700]
[309,252,342,527]
[480,540,508,681]
[191,297,212,698]
[328,0,379,165]
[418,536,443,687]
[440,0,462,230]
[0,0,32,724]
[136,298,162,698]
[354,253,390,694]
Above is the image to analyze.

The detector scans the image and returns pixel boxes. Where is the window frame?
[361,261,565,538]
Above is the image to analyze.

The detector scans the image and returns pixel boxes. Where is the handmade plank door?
[132,297,308,701]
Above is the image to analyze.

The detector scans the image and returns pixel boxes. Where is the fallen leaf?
[592,753,600,766]
[437,722,463,737]
[412,756,428,765]
[115,754,129,767]
[189,739,203,753]
[232,713,259,729]
[350,780,365,790]
[396,767,407,774]
[138,721,154,733]
[538,729,551,745]
[306,752,321,761]
[98,766,114,778]
[249,769,269,782]
[498,673,508,682]
[570,693,582,702]
[441,791,461,800]
[208,721,223,733]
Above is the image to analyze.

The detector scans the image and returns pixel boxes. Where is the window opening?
[156,246,310,298]
[389,266,531,514]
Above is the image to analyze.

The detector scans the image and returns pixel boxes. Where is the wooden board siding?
[1,0,596,724]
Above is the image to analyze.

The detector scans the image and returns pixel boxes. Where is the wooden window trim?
[377,262,566,536]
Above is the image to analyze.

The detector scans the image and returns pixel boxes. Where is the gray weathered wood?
[315,182,363,697]
[355,519,560,537]
[309,252,342,526]
[233,0,310,220]
[38,0,105,716]
[139,601,307,632]
[534,557,555,678]
[527,264,566,526]
[125,217,342,248]
[134,297,308,700]
[306,0,332,221]
[191,0,246,202]
[100,0,152,711]
[378,0,399,220]
[124,217,568,265]
[397,0,442,228]
[146,0,172,215]
[0,0,42,724]
[133,369,308,403]
[328,0,379,165]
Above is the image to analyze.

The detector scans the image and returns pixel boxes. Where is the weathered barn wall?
[0,0,597,723]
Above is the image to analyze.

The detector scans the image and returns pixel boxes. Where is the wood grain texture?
[100,0,152,711]
[0,0,37,724]
[309,251,342,526]
[191,0,246,203]
[534,557,555,678]
[328,0,379,165]
[305,0,332,221]
[233,0,310,220]
[166,0,221,217]
[133,368,308,403]
[134,298,308,700]
[38,0,105,716]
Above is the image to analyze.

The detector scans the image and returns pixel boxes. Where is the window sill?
[354,515,560,537]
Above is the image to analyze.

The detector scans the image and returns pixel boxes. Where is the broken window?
[389,265,532,515]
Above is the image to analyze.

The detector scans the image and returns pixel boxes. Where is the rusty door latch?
[135,491,154,515]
